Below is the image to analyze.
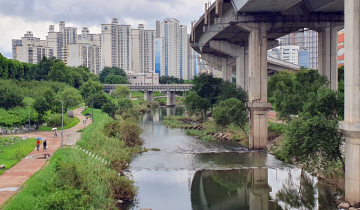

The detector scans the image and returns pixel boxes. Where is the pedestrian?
[36,139,40,151]
[43,140,47,151]
[54,130,57,137]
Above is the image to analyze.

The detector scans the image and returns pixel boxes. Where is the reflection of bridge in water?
[103,84,193,107]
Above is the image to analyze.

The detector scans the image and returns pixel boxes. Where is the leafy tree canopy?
[86,92,110,109]
[216,81,247,104]
[213,98,248,133]
[99,67,127,83]
[80,80,104,96]
[191,73,223,106]
[184,91,211,117]
[117,98,133,111]
[56,87,82,111]
[111,85,130,99]
[104,74,128,84]
[159,76,184,84]
[0,82,24,109]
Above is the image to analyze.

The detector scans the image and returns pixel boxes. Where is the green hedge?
[39,116,80,131]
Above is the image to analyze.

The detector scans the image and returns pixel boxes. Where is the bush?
[46,114,73,127]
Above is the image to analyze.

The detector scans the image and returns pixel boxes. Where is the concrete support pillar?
[226,65,232,82]
[236,45,248,92]
[144,91,153,102]
[339,0,360,207]
[166,91,176,107]
[246,22,271,150]
[318,24,339,90]
[128,92,132,99]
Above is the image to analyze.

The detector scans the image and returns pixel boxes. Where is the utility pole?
[55,99,73,148]
[83,93,87,110]
[25,94,35,131]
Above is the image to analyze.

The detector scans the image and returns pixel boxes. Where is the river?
[126,107,337,210]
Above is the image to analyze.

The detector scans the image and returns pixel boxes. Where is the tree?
[213,98,248,134]
[56,87,82,111]
[184,91,210,118]
[79,80,104,96]
[47,62,72,84]
[0,83,24,109]
[279,87,345,175]
[33,97,50,128]
[104,74,128,84]
[191,73,223,107]
[111,85,130,99]
[117,98,133,111]
[159,76,184,84]
[216,81,247,103]
[86,93,110,109]
[101,102,117,118]
[268,69,328,122]
[99,67,127,83]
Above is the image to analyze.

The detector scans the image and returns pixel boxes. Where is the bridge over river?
[103,84,193,107]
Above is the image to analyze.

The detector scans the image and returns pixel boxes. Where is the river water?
[127,107,337,210]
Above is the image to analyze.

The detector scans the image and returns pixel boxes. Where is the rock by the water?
[117,200,123,204]
[339,203,350,209]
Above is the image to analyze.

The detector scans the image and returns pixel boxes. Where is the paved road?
[0,107,92,206]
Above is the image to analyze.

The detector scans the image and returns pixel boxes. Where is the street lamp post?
[88,96,94,122]
[83,93,87,110]
[25,94,35,131]
[55,99,73,148]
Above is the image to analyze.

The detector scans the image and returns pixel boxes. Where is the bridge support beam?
[166,91,176,107]
[222,58,232,82]
[144,91,153,103]
[339,0,360,207]
[128,92,132,99]
[318,23,341,90]
[246,22,271,150]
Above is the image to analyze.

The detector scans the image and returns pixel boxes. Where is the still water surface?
[127,107,337,210]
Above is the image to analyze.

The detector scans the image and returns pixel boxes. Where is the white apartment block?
[187,34,197,80]
[280,30,319,69]
[67,28,101,74]
[161,18,180,78]
[280,46,299,65]
[14,31,54,64]
[179,25,188,80]
[101,18,132,71]
[131,24,155,74]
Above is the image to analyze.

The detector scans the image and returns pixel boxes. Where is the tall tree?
[191,73,223,107]
[99,67,127,83]
[111,85,130,99]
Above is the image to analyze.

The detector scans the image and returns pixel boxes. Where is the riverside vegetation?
[163,68,346,189]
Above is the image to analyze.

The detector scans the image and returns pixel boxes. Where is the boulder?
[117,200,123,204]
[339,203,351,209]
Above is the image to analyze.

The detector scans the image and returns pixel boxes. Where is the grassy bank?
[38,116,80,131]
[3,148,135,210]
[4,108,143,209]
[0,137,36,175]
[162,116,248,144]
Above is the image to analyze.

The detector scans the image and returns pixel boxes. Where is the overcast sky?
[0,0,205,58]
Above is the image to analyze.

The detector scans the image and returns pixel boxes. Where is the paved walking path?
[0,107,92,206]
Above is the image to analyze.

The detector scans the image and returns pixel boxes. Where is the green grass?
[0,137,36,175]
[154,98,166,106]
[3,148,136,210]
[131,91,144,98]
[268,122,287,135]
[38,116,80,131]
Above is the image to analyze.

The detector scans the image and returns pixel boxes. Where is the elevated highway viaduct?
[191,0,360,206]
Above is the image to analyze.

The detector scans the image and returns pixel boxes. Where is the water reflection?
[128,108,337,210]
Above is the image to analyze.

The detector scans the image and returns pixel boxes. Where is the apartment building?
[131,24,155,74]
[67,28,101,74]
[187,34,197,80]
[279,30,319,69]
[280,46,299,64]
[14,31,54,64]
[338,31,344,67]
[101,18,132,71]
[179,25,188,79]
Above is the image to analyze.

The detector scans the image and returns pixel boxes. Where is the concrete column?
[221,58,228,81]
[166,91,176,107]
[339,0,360,207]
[226,64,232,82]
[144,91,153,102]
[236,45,248,92]
[246,22,271,150]
[318,24,339,90]
[128,92,132,99]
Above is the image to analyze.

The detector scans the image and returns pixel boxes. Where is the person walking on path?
[36,139,40,151]
[43,140,47,151]
[54,130,57,137]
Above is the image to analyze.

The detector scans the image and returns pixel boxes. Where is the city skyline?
[0,0,205,59]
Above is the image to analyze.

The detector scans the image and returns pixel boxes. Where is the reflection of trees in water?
[275,170,316,210]
[194,152,268,168]
[212,170,249,191]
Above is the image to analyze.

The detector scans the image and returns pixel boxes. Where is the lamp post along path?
[25,94,35,131]
[55,99,73,148]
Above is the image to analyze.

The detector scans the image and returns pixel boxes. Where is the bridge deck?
[103,84,194,92]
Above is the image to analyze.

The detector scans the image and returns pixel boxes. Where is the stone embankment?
[0,125,37,135]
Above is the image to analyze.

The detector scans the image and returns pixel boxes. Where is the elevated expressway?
[190,0,360,206]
